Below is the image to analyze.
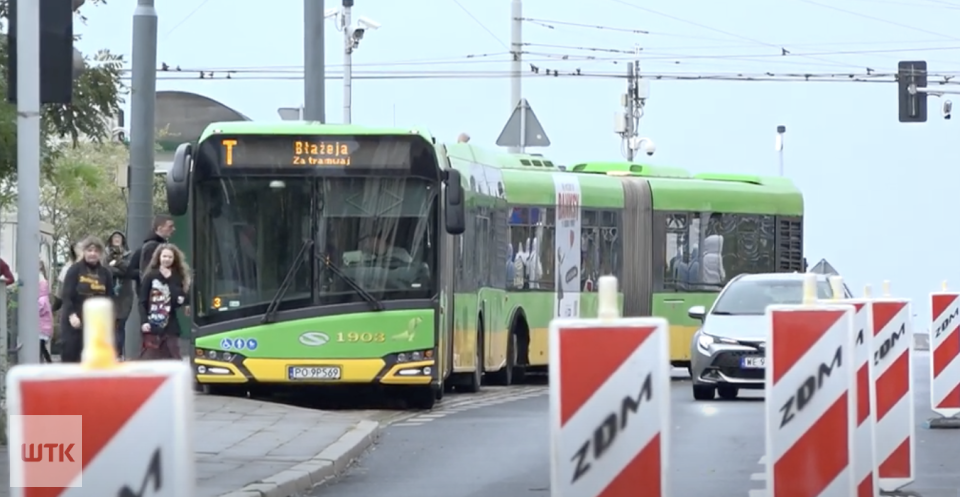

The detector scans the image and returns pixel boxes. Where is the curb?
[215,419,382,497]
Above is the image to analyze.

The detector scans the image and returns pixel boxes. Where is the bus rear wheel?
[486,333,516,386]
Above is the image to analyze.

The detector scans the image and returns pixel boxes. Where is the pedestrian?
[129,215,175,291]
[138,243,190,360]
[38,260,53,363]
[58,236,114,363]
[53,241,83,313]
[0,256,15,286]
[105,230,134,359]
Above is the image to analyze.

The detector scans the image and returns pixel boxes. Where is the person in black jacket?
[59,236,114,363]
[139,243,190,360]
[130,215,175,292]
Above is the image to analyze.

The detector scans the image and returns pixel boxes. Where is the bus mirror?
[444,169,465,235]
[166,143,192,216]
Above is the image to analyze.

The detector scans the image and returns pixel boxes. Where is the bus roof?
[197,121,437,143]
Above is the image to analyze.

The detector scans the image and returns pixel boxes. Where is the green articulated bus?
[164,121,804,409]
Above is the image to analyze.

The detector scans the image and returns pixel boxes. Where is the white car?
[687,273,847,401]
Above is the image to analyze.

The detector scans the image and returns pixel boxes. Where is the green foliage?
[0,0,125,187]
[41,141,167,256]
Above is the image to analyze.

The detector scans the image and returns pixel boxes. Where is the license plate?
[741,357,765,368]
[288,366,341,380]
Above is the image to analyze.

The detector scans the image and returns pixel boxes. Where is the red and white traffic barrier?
[929,283,960,427]
[549,276,669,497]
[766,274,857,497]
[824,277,879,497]
[7,298,194,497]
[872,285,916,491]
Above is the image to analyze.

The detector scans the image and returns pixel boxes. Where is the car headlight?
[697,333,738,349]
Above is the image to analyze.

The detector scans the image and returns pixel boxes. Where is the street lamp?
[325,1,381,124]
[775,125,786,176]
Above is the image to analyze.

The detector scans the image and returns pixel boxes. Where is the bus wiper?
[261,239,314,324]
[318,251,384,311]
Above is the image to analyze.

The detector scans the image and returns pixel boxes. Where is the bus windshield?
[193,176,438,319]
[194,177,313,318]
[318,177,437,304]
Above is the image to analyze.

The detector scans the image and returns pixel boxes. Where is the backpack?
[129,240,160,283]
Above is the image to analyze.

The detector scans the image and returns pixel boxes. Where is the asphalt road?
[313,353,960,497]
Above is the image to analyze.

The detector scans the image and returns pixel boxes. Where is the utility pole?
[624,62,637,161]
[342,0,353,124]
[304,0,326,122]
[509,0,523,153]
[15,0,41,364]
[617,59,648,160]
[125,0,158,359]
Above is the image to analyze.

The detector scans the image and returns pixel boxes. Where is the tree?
[0,0,125,184]
[42,141,167,260]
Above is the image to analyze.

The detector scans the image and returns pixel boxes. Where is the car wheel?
[717,386,739,400]
[692,385,715,401]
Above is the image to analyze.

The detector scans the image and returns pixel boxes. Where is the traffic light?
[898,60,928,123]
[6,0,86,105]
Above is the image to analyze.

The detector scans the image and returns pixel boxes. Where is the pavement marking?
[750,455,767,496]
[393,386,547,427]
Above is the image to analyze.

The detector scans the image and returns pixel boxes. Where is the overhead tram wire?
[135,44,960,77]
[608,0,868,70]
[133,68,960,83]
[799,0,960,41]
[451,0,510,49]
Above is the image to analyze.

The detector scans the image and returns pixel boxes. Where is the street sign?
[278,107,303,121]
[549,276,669,497]
[496,98,550,149]
[6,298,194,497]
[898,60,927,123]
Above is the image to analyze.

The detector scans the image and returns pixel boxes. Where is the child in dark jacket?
[138,243,190,360]
[59,236,114,363]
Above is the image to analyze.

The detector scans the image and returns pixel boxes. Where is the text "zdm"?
[21,443,75,462]
[571,372,653,484]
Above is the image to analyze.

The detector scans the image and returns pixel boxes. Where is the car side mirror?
[688,305,706,321]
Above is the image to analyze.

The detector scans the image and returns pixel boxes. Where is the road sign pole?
[509,0,522,153]
[15,0,42,365]
[126,0,158,359]
[304,0,326,122]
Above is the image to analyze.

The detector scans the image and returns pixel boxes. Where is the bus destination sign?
[208,135,415,169]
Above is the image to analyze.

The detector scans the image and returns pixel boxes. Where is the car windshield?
[317,177,437,304]
[711,279,834,315]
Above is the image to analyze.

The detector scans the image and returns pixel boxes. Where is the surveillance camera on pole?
[331,0,382,124]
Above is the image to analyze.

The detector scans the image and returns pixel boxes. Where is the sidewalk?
[0,393,387,497]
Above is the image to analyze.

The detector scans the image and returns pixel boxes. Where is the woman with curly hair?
[138,243,191,360]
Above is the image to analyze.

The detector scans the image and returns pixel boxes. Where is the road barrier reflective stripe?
[549,278,669,497]
[930,292,960,417]
[765,301,857,497]
[848,300,879,497]
[871,299,915,491]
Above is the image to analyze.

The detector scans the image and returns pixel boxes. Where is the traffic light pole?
[15,0,41,364]
[125,0,158,359]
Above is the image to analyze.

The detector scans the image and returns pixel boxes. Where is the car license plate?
[288,366,341,380]
[741,357,765,368]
